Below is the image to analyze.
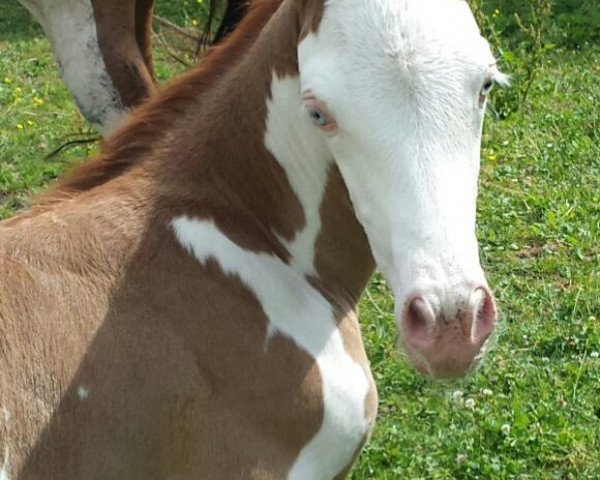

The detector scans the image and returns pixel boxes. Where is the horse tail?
[198,0,251,53]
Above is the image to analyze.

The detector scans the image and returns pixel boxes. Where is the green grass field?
[1,1,598,478]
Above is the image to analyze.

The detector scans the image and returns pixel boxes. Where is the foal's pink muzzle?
[399,286,497,378]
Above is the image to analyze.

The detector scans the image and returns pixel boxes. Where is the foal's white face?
[299,0,506,378]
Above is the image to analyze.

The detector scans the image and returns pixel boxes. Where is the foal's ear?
[296,0,326,40]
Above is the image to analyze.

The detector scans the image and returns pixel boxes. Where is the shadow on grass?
[0,0,43,43]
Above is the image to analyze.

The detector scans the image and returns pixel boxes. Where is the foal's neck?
[152,2,374,308]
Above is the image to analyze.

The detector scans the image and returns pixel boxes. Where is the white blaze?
[297,0,502,315]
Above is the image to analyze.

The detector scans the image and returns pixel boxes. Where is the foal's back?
[0,185,144,477]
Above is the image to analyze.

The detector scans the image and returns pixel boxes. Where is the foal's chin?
[399,334,493,380]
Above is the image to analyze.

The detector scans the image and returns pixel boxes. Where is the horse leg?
[135,0,156,84]
[213,0,249,43]
[18,0,155,137]
[87,0,157,130]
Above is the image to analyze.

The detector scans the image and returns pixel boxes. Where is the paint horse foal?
[0,0,504,478]
[18,0,248,136]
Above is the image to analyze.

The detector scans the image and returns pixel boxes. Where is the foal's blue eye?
[308,109,329,126]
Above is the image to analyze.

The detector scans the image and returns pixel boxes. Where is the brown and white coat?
[1,0,502,478]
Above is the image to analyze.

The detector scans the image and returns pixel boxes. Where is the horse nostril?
[403,296,437,349]
[471,287,497,344]
[399,287,497,378]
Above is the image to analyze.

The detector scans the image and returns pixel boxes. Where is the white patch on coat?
[172,218,370,480]
[264,74,332,277]
[18,0,126,135]
[78,386,90,400]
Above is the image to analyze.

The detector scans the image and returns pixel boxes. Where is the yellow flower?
[488,154,497,161]
[33,96,44,107]
[27,120,35,126]
[191,19,198,26]
[16,123,24,130]
[3,77,11,84]
[13,87,22,96]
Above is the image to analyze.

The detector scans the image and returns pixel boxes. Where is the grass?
[355,45,600,478]
[1,1,598,478]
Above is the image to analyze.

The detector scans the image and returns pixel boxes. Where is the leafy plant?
[469,0,555,118]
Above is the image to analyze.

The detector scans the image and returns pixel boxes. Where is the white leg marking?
[172,218,369,480]
[20,0,126,135]
[264,74,332,277]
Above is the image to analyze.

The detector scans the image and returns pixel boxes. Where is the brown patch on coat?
[314,166,375,306]
[91,0,156,109]
[298,0,325,38]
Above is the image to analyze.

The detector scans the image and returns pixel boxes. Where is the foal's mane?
[40,0,286,205]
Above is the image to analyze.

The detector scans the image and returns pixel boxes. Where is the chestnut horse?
[0,0,504,478]
[17,0,248,136]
